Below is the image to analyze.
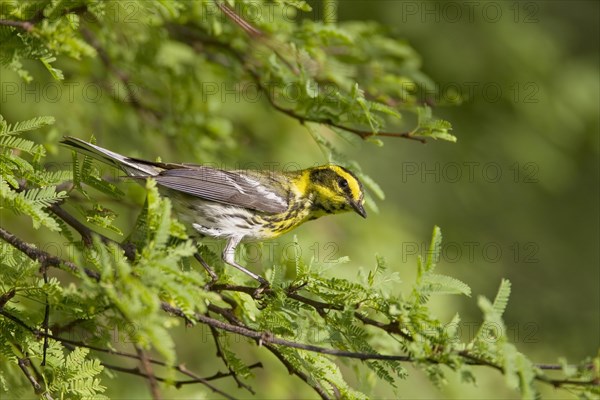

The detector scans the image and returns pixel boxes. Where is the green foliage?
[70,136,124,200]
[0,115,67,230]
[471,281,538,399]
[46,347,107,399]
[0,0,454,169]
[66,135,125,235]
[1,115,55,135]
[0,241,107,400]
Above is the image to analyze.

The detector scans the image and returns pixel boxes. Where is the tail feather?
[60,136,159,177]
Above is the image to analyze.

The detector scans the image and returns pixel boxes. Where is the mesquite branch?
[166,23,426,144]
[0,225,596,398]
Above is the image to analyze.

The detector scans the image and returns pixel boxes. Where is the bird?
[61,136,367,290]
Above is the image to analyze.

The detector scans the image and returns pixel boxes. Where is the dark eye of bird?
[338,178,349,190]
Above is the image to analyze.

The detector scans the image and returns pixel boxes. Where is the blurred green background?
[1,0,598,398]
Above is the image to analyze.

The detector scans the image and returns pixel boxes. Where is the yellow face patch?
[327,165,364,205]
[301,165,364,204]
[289,165,366,218]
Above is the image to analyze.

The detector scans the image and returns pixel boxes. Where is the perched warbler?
[61,137,367,288]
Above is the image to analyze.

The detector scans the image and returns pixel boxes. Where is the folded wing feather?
[154,167,289,214]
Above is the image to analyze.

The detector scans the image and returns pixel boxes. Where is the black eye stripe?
[309,167,361,199]
[338,178,354,197]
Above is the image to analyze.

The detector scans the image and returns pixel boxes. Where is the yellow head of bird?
[305,165,367,218]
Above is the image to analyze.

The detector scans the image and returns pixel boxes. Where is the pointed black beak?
[352,201,367,218]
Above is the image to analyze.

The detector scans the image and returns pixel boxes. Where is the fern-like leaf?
[0,136,43,154]
[491,279,511,319]
[1,116,55,135]
[422,273,471,297]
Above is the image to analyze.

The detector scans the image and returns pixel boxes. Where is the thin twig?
[41,261,50,366]
[214,1,300,74]
[79,27,160,119]
[17,358,43,394]
[134,345,162,400]
[212,283,415,341]
[208,323,256,394]
[48,203,94,246]
[0,5,88,32]
[202,362,263,382]
[458,351,599,388]
[0,19,34,31]
[0,288,16,309]
[164,302,413,362]
[58,335,254,395]
[99,361,251,395]
[10,181,134,260]
[48,204,136,260]
[1,310,242,399]
[169,301,599,389]
[265,344,331,400]
[166,24,426,143]
[211,1,428,142]
[208,298,331,399]
[0,226,100,281]
[50,317,95,335]
[215,1,263,38]
[15,355,54,400]
[194,251,218,284]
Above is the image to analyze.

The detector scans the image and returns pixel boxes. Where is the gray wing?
[154,167,289,214]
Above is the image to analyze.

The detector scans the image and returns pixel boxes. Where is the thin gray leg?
[223,236,269,286]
